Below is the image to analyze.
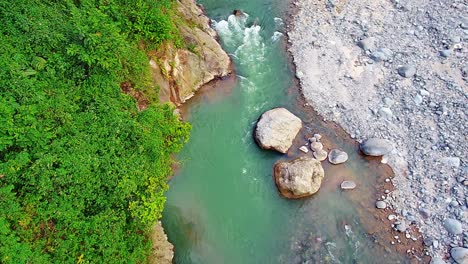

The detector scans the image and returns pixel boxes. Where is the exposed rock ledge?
[150,0,231,105]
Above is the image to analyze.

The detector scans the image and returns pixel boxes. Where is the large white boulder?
[255,108,302,154]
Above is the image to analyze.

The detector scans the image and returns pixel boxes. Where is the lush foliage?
[0,0,190,263]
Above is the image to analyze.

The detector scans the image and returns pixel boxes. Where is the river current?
[162,1,412,263]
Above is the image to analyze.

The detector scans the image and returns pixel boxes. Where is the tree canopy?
[0,0,189,262]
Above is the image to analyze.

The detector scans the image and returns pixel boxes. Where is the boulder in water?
[255,108,302,153]
[274,156,325,199]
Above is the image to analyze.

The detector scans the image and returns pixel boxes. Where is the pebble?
[313,149,328,161]
[398,65,416,78]
[376,201,387,209]
[328,149,349,164]
[450,247,468,264]
[379,107,393,119]
[310,142,323,152]
[443,218,463,235]
[420,89,430,96]
[396,221,407,232]
[388,215,396,220]
[383,97,395,106]
[360,138,393,156]
[414,94,423,105]
[357,37,375,51]
[314,134,322,140]
[430,257,446,264]
[299,146,309,153]
[340,181,357,190]
[439,49,452,58]
[441,157,461,168]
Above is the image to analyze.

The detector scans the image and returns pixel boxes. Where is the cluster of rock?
[255,108,393,198]
[150,0,231,106]
[289,0,467,261]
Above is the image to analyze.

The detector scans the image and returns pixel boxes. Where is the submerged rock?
[255,108,302,154]
[274,156,325,198]
[340,181,356,190]
[376,201,387,209]
[328,149,348,164]
[360,138,393,156]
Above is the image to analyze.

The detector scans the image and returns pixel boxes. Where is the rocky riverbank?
[150,0,231,106]
[288,0,467,262]
[150,0,231,262]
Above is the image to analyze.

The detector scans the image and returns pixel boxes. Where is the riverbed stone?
[255,108,302,153]
[310,142,323,152]
[444,218,463,235]
[360,138,393,156]
[451,247,468,264]
[340,181,356,190]
[376,201,387,209]
[299,146,309,153]
[396,221,407,232]
[313,150,328,161]
[328,149,348,164]
[430,257,446,264]
[274,156,325,198]
[398,65,416,78]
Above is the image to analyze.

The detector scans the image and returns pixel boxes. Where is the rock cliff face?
[150,0,231,105]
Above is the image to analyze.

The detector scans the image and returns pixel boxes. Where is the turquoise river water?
[162,1,417,263]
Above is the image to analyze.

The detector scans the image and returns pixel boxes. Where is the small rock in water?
[388,214,396,220]
[398,65,416,78]
[360,138,393,156]
[396,221,407,232]
[313,149,328,161]
[443,218,463,235]
[314,133,322,140]
[341,181,356,190]
[450,247,468,264]
[310,142,323,152]
[328,149,349,164]
[299,146,309,153]
[376,201,387,209]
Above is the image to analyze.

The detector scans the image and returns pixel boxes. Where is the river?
[162,1,415,263]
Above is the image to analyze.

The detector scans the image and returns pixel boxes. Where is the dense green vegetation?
[0,0,190,262]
